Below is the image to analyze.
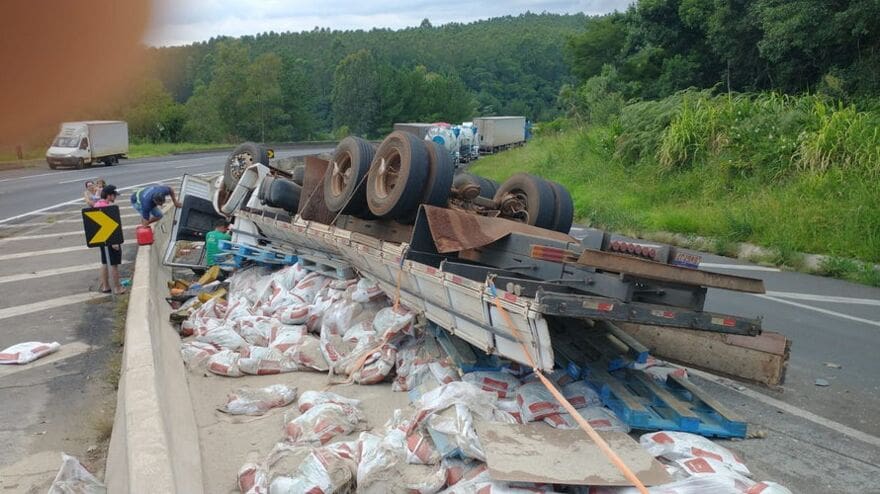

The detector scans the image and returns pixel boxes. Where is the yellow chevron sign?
[82,206,124,247]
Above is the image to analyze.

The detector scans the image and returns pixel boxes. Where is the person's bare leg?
[99,265,110,292]
[111,265,125,294]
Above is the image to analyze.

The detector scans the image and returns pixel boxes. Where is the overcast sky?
[146,0,633,46]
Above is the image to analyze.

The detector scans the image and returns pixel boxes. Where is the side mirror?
[79,139,88,150]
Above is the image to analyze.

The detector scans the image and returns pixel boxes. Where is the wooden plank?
[578,249,765,294]
[629,370,699,420]
[590,369,646,412]
[476,421,671,486]
[619,323,789,387]
[667,374,745,423]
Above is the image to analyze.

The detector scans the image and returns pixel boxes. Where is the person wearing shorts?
[130,184,182,226]
[95,185,125,294]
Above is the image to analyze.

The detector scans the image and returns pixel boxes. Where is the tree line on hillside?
[562,0,880,112]
[118,13,585,143]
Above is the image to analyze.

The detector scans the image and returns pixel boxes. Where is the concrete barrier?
[105,220,204,493]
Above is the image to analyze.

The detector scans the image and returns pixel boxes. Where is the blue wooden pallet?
[216,240,298,268]
[585,366,747,438]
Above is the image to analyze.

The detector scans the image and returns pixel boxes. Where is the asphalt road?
[0,147,332,223]
[0,152,876,492]
[0,148,332,490]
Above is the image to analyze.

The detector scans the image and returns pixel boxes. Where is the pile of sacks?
[178,263,414,384]
[234,381,791,494]
[237,382,564,494]
[177,264,791,493]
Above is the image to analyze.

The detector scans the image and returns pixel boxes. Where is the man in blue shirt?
[130,184,182,226]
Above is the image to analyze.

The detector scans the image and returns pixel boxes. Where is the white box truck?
[473,116,526,153]
[46,121,128,169]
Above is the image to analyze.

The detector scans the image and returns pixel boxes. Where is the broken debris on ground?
[170,261,793,493]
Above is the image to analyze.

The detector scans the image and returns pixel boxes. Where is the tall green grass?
[470,90,880,265]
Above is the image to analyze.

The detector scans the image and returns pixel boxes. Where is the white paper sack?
[747,481,794,494]
[561,380,602,409]
[238,346,298,375]
[180,341,220,369]
[237,462,269,494]
[515,381,564,422]
[207,350,244,377]
[543,406,630,433]
[221,384,297,415]
[461,371,521,399]
[640,431,751,477]
[284,403,364,445]
[197,324,248,351]
[270,445,356,494]
[0,341,61,365]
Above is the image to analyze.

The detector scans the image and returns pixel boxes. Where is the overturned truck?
[165,134,770,433]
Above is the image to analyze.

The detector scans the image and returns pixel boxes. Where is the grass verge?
[127,142,229,159]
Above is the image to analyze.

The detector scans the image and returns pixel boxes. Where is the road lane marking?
[0,292,110,321]
[0,342,92,379]
[0,169,83,184]
[689,368,880,449]
[0,226,136,243]
[0,176,183,224]
[0,245,89,261]
[700,262,781,272]
[765,291,880,307]
[0,261,133,285]
[757,294,880,328]
[175,162,212,169]
[0,213,141,228]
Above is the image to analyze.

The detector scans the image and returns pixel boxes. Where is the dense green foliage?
[122,13,585,143]
[564,0,880,100]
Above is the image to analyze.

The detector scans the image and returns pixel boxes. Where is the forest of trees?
[112,2,879,145]
[122,13,585,143]
[561,0,880,114]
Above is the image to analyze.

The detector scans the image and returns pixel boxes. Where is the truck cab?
[46,124,92,169]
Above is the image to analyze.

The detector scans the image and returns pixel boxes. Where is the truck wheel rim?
[376,150,401,200]
[331,153,353,197]
[230,151,254,180]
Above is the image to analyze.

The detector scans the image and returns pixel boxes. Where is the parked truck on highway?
[473,115,526,153]
[45,120,128,169]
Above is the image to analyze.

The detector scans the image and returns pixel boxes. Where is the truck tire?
[452,173,497,200]
[422,140,454,207]
[224,142,269,190]
[324,136,374,214]
[494,173,556,229]
[367,131,429,220]
[48,162,56,170]
[76,159,85,170]
[291,164,306,186]
[547,180,574,234]
[477,176,500,199]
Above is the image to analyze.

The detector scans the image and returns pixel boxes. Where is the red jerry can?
[136,225,154,245]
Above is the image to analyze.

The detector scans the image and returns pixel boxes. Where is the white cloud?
[145,0,633,46]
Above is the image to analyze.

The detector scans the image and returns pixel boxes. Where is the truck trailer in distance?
[473,116,526,153]
[46,121,129,169]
